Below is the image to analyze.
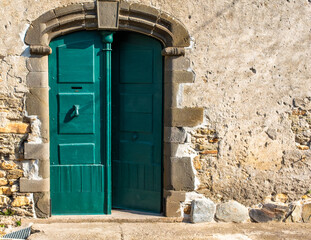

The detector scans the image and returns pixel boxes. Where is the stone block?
[83,2,96,11]
[302,203,311,223]
[24,24,44,46]
[26,88,49,116]
[58,14,85,26]
[0,179,8,186]
[39,160,50,179]
[165,56,190,71]
[164,190,186,217]
[43,19,58,35]
[164,82,179,108]
[26,72,48,88]
[164,127,187,143]
[171,108,204,127]
[274,193,288,203]
[20,178,50,193]
[164,190,186,202]
[24,143,49,160]
[162,47,185,56]
[163,143,179,157]
[97,1,119,29]
[158,12,190,47]
[190,198,216,223]
[30,45,52,55]
[11,196,30,207]
[0,171,6,178]
[249,203,289,223]
[201,150,218,155]
[34,192,50,218]
[216,200,249,223]
[0,161,17,170]
[164,70,194,84]
[0,122,29,134]
[26,56,48,72]
[36,10,56,24]
[129,3,159,21]
[193,156,202,171]
[54,4,83,17]
[0,187,11,196]
[165,201,181,217]
[7,169,24,179]
[163,107,173,127]
[290,203,302,222]
[36,114,49,143]
[163,155,172,190]
[0,195,11,207]
[171,157,195,191]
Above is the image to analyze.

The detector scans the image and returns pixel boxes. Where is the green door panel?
[51,165,105,214]
[59,144,95,165]
[49,31,108,214]
[112,32,163,213]
[58,93,95,134]
[120,94,153,113]
[119,49,154,84]
[58,42,95,83]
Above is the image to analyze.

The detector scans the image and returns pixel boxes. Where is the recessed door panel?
[120,94,153,113]
[120,49,153,84]
[59,143,95,165]
[119,141,153,163]
[58,42,95,83]
[58,93,95,134]
[120,113,153,133]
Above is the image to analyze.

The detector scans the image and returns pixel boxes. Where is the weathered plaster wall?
[0,0,310,213]
[148,0,311,205]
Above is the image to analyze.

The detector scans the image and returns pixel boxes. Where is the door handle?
[73,105,80,117]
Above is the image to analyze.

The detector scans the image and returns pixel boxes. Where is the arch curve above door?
[25,1,190,49]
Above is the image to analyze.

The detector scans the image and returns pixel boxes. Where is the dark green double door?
[49,31,162,214]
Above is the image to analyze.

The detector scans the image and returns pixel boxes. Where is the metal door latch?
[73,105,80,117]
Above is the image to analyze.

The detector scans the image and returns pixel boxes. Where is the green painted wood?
[100,31,114,214]
[50,30,162,215]
[49,31,109,214]
[112,32,163,213]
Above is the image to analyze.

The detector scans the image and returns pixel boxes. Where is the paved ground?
[28,222,311,240]
[21,211,311,240]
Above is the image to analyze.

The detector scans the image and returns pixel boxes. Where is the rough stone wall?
[0,58,34,215]
[0,0,310,211]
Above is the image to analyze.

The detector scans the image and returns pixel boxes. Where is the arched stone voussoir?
[25,1,190,48]
[120,1,190,47]
[25,2,96,46]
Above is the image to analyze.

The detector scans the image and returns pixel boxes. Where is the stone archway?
[22,0,203,218]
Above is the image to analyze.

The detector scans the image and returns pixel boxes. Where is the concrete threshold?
[24,210,183,224]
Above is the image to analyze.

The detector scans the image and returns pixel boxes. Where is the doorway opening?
[49,31,163,215]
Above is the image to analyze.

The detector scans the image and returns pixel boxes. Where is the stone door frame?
[22,0,204,218]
